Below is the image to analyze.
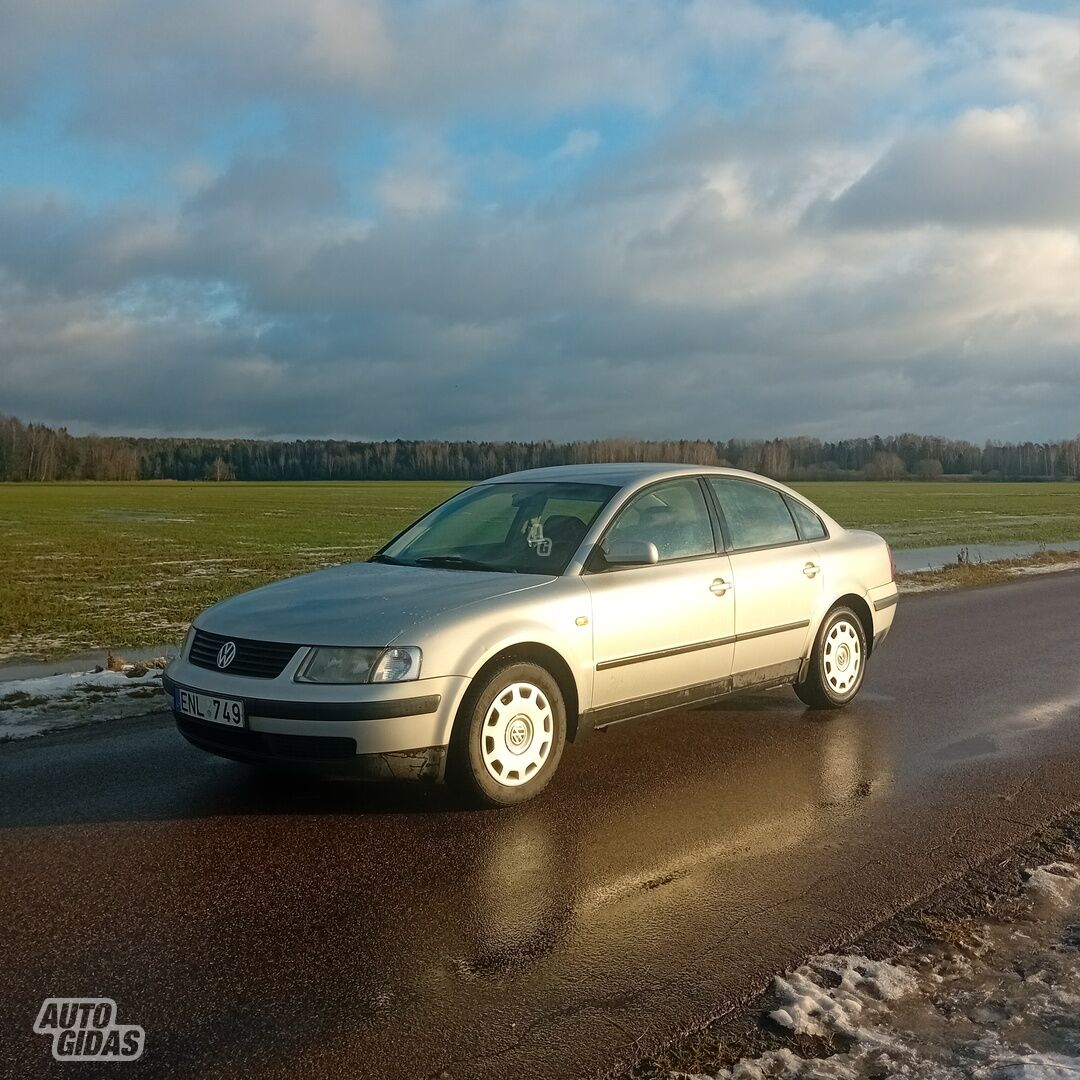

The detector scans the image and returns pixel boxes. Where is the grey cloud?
[6,289,1079,443]
[0,0,937,147]
[0,0,697,146]
[3,142,1080,443]
[0,197,160,296]
[188,157,347,217]
[812,118,1080,230]
[3,182,1079,445]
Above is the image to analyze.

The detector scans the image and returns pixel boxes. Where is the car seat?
[542,515,589,564]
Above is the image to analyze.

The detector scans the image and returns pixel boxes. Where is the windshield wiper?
[413,555,500,572]
[368,553,401,565]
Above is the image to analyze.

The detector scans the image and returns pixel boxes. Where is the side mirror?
[602,539,660,567]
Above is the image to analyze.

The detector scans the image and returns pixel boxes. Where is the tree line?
[3,416,1080,483]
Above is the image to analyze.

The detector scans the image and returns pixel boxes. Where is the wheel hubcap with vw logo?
[505,716,533,753]
[823,619,861,694]
[481,682,553,787]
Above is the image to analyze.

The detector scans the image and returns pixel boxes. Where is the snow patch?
[707,861,1080,1080]
[769,954,916,1039]
[1025,863,1080,909]
[0,664,166,741]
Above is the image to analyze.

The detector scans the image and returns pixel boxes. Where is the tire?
[447,661,567,808]
[794,605,867,710]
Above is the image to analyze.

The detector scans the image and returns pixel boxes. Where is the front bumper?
[163,659,471,780]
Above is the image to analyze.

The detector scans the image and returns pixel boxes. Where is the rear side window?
[784,495,827,541]
[604,478,715,563]
[707,478,799,550]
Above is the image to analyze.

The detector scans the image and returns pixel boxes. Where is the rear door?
[704,477,822,676]
[584,477,735,709]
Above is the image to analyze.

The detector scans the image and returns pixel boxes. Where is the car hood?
[196,561,554,646]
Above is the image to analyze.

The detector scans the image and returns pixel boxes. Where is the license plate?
[175,687,245,727]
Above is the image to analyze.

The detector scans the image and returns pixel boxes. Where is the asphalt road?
[5,573,1080,1079]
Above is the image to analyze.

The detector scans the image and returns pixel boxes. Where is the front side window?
[600,478,715,564]
[707,477,799,550]
[377,482,617,574]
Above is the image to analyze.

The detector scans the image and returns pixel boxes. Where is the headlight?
[180,625,195,659]
[370,647,421,683]
[295,646,422,684]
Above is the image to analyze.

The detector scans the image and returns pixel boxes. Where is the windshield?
[376,482,618,575]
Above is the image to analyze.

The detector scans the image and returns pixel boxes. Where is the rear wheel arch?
[809,592,874,658]
[833,593,875,655]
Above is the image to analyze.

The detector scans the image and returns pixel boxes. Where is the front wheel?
[447,661,567,807]
[795,606,867,710]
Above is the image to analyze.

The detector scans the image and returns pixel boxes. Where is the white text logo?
[34,998,145,1062]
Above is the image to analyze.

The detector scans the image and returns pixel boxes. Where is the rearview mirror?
[602,539,659,567]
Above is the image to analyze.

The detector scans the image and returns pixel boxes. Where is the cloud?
[373,140,460,216]
[954,8,1080,111]
[188,157,347,217]
[688,1,931,102]
[1,1,1079,441]
[811,108,1080,229]
[553,129,601,160]
[0,0,697,144]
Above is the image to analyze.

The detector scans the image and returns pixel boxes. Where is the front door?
[585,477,736,709]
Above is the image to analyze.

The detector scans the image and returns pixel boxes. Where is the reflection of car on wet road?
[164,464,898,805]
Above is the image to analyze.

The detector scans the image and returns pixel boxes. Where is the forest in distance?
[4,415,1080,484]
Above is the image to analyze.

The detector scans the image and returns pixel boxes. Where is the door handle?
[803,562,820,578]
[709,577,731,596]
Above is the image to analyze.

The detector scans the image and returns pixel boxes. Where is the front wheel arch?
[460,642,582,742]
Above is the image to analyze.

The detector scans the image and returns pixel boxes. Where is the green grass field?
[796,481,1080,548]
[3,480,1080,660]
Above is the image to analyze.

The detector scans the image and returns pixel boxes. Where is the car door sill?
[581,659,803,733]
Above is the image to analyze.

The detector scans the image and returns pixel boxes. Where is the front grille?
[177,717,356,760]
[188,629,300,679]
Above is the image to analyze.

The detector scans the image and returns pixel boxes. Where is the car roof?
[481,462,757,487]
[478,462,843,535]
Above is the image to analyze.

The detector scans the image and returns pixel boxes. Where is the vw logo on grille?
[216,641,237,669]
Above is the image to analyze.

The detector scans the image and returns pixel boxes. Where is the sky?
[0,0,1078,443]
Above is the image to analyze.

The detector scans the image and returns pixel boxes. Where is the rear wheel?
[447,661,567,807]
[795,605,867,710]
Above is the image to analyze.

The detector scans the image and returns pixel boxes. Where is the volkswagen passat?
[165,464,898,806]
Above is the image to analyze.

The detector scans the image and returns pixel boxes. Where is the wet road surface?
[4,573,1080,1079]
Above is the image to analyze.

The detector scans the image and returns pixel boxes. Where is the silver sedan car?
[165,464,898,806]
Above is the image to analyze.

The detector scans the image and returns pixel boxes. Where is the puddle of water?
[926,692,1080,767]
[895,540,1080,573]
